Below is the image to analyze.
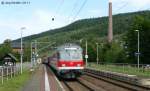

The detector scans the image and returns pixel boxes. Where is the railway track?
[49,67,103,91]
[61,79,90,91]
[84,69,150,91]
[50,69,138,90]
[60,71,150,91]
[48,65,126,91]
[48,65,150,91]
[80,75,131,91]
[60,78,103,91]
[60,74,132,91]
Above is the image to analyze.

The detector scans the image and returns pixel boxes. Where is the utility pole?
[85,40,88,67]
[20,27,26,74]
[137,30,140,70]
[20,30,23,74]
[108,0,113,43]
[96,43,99,64]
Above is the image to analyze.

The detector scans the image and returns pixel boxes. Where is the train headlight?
[62,64,66,67]
[77,64,81,67]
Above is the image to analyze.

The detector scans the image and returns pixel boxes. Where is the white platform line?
[44,66,50,91]
[54,75,66,91]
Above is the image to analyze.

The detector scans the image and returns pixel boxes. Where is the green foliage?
[88,63,150,77]
[23,44,31,62]
[103,42,126,63]
[0,39,12,60]
[12,52,20,62]
[125,16,150,64]
[0,70,31,91]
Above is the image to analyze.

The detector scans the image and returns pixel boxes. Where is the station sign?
[65,48,77,50]
[134,52,141,56]
[85,55,88,59]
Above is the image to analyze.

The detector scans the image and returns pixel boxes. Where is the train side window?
[57,52,60,59]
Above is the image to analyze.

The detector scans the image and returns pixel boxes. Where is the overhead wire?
[67,0,79,21]
[113,1,129,14]
[115,2,128,12]
[72,0,88,22]
[53,0,65,20]
[55,0,65,15]
[113,0,150,14]
[137,5,150,11]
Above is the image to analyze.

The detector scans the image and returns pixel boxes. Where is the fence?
[0,62,31,84]
[87,62,150,77]
[0,66,21,84]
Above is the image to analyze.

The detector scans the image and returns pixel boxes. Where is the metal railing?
[0,66,21,84]
[0,62,31,85]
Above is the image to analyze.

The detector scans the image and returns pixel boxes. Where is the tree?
[125,16,150,64]
[0,39,12,59]
[23,45,31,62]
[103,42,125,63]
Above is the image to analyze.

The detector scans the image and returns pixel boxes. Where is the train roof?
[57,43,82,51]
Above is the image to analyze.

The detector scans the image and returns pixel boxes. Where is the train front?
[57,44,84,79]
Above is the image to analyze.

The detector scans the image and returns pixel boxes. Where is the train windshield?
[60,49,82,61]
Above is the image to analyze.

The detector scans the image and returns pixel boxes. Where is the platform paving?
[21,65,45,91]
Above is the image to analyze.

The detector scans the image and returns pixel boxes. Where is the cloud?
[88,10,100,16]
[0,9,70,43]
[112,0,150,13]
[34,10,70,29]
[88,10,100,14]
[130,0,150,7]
[88,0,150,17]
[87,9,107,18]
[113,0,150,8]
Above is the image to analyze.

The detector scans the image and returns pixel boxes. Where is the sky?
[0,0,150,43]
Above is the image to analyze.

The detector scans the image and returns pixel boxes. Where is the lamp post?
[20,27,26,74]
[135,30,140,70]
[30,42,33,68]
[34,40,37,66]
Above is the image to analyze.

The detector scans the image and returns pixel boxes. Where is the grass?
[0,70,31,91]
[88,63,150,78]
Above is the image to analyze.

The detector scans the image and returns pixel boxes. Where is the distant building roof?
[7,53,18,61]
[11,42,35,49]
[1,53,18,62]
[0,53,17,66]
[11,42,24,48]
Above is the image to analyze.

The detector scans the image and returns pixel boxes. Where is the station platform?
[21,64,63,91]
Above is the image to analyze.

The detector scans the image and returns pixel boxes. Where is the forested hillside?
[12,10,150,63]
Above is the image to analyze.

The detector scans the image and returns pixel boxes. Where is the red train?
[47,43,85,79]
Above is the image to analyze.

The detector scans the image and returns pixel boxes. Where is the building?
[11,42,35,53]
[0,53,17,66]
[11,42,25,53]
